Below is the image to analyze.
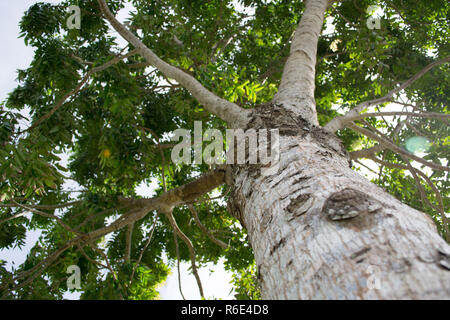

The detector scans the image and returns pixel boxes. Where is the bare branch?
[354,159,379,175]
[188,204,228,249]
[363,154,449,241]
[401,155,440,212]
[334,111,449,124]
[9,201,84,236]
[173,228,186,300]
[349,119,405,160]
[166,209,204,298]
[325,56,450,132]
[347,122,450,172]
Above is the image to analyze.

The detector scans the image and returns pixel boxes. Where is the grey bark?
[96,0,450,300]
[228,104,450,299]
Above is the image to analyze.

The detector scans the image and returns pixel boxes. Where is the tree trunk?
[228,104,450,299]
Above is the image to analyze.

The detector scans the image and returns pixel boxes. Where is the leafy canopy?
[0,0,448,299]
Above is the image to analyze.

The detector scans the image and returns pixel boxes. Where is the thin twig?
[325,56,450,132]
[173,228,186,300]
[125,223,134,263]
[165,210,204,299]
[21,49,140,133]
[130,213,159,282]
[9,201,84,236]
[341,111,449,123]
[348,122,450,172]
[188,204,228,249]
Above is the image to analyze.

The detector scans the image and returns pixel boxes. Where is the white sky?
[0,0,234,300]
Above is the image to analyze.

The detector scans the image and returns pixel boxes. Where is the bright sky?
[0,0,234,300]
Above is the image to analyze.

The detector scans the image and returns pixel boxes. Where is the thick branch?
[4,167,226,295]
[119,166,228,212]
[97,0,250,128]
[273,0,329,124]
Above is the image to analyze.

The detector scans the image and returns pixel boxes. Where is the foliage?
[0,0,448,299]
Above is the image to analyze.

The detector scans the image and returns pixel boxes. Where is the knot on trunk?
[322,188,382,221]
[286,193,314,220]
[247,102,348,158]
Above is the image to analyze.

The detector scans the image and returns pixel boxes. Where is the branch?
[209,21,252,65]
[76,244,110,272]
[2,238,76,298]
[127,62,151,69]
[97,0,250,128]
[74,205,130,232]
[363,154,449,241]
[4,167,227,295]
[210,35,235,64]
[166,209,204,299]
[347,122,450,172]
[21,49,140,133]
[273,0,329,124]
[71,54,93,66]
[334,111,449,124]
[125,223,134,263]
[400,155,440,212]
[331,7,358,28]
[173,227,186,300]
[324,56,450,132]
[130,213,159,282]
[349,119,405,160]
[188,204,228,249]
[91,243,126,298]
[0,200,81,210]
[119,166,228,212]
[8,201,84,236]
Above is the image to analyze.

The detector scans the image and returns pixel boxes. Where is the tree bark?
[228,104,450,299]
[95,0,450,300]
[273,0,329,125]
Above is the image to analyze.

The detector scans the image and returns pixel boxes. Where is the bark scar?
[287,193,314,220]
[322,188,381,221]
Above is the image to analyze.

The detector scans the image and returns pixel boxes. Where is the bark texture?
[273,0,329,125]
[95,0,450,300]
[228,104,450,299]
